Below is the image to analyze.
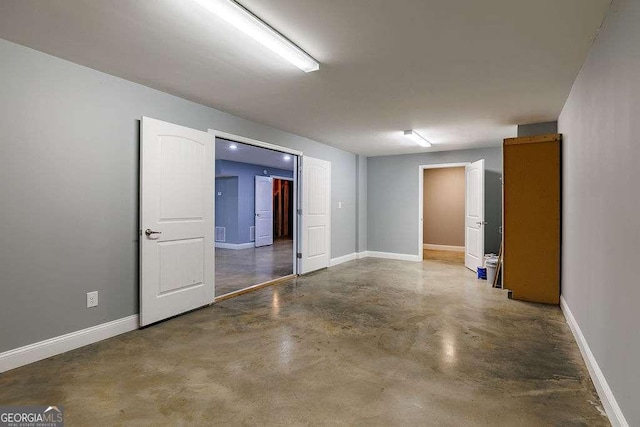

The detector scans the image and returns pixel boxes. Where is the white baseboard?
[423,244,464,252]
[330,253,357,267]
[215,242,254,250]
[366,251,422,262]
[356,251,369,259]
[560,296,628,426]
[0,315,139,373]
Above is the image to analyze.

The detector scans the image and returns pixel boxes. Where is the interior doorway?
[422,166,466,264]
[214,138,297,297]
[418,160,486,272]
[139,118,332,326]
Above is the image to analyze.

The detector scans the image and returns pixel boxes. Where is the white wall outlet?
[87,291,98,308]
[337,201,343,209]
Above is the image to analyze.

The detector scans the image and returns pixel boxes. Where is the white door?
[254,176,274,247]
[140,117,214,326]
[299,156,331,274]
[465,159,485,271]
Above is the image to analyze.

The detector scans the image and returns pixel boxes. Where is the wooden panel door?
[299,156,331,274]
[140,117,214,326]
[503,134,561,304]
[465,159,485,271]
[254,176,274,247]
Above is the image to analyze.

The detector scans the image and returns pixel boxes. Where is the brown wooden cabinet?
[503,134,561,304]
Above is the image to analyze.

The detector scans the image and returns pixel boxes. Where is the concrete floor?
[0,258,607,425]
[215,238,294,296]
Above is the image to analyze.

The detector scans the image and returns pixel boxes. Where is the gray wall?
[367,147,503,256]
[356,155,368,253]
[558,0,639,424]
[517,121,558,137]
[0,39,357,353]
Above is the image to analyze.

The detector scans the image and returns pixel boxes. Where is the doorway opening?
[214,138,297,298]
[418,160,485,271]
[422,166,466,264]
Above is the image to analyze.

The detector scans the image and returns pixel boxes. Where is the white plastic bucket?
[486,257,499,284]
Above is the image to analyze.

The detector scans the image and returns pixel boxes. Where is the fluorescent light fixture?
[283,154,291,161]
[403,130,431,147]
[228,143,238,150]
[192,0,320,73]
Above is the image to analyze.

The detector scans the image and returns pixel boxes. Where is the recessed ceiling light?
[283,154,291,161]
[192,0,320,73]
[228,144,238,150]
[403,130,431,147]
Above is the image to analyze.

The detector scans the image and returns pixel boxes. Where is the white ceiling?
[216,138,295,171]
[0,0,610,156]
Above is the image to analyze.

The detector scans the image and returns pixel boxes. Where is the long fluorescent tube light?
[404,130,432,147]
[193,0,320,73]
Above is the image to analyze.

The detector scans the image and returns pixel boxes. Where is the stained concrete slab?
[0,258,608,425]
[216,238,294,296]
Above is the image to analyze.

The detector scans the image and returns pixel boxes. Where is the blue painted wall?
[215,160,293,244]
[214,176,238,244]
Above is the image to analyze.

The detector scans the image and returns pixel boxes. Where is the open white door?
[140,117,214,326]
[465,159,485,271]
[254,176,274,247]
[299,156,331,274]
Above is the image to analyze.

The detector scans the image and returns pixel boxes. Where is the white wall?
[558,0,639,424]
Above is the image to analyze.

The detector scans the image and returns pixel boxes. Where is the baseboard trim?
[356,251,369,259]
[0,315,139,374]
[560,296,628,426]
[215,242,254,250]
[330,253,357,266]
[423,244,465,252]
[366,251,422,262]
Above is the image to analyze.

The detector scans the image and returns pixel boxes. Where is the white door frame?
[208,129,301,277]
[418,162,470,260]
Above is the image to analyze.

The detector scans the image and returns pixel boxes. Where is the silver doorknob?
[145,229,162,237]
[476,221,488,226]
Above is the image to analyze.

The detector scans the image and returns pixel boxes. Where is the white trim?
[356,251,369,259]
[209,129,303,156]
[418,162,470,261]
[271,175,294,181]
[0,315,139,373]
[560,296,628,427]
[366,251,421,262]
[423,244,465,252]
[330,253,357,266]
[215,242,255,250]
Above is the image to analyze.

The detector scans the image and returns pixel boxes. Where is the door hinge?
[296,253,302,259]
[297,209,302,215]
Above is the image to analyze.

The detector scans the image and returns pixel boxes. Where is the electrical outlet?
[87,291,98,308]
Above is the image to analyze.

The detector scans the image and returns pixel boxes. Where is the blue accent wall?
[215,160,293,244]
[214,177,238,244]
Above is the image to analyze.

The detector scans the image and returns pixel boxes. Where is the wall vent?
[215,227,226,242]
[250,226,255,241]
